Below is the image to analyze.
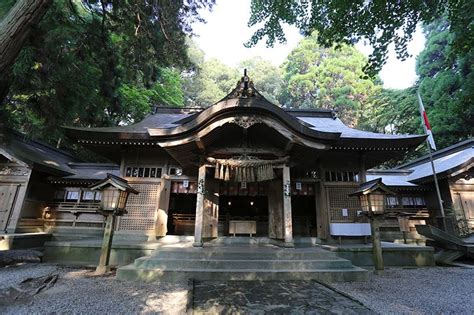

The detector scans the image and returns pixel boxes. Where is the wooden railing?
[43,202,105,228]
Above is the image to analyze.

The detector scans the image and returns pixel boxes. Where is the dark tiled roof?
[2,133,79,175]
[63,163,120,180]
[63,82,426,151]
[297,116,423,140]
[367,170,418,187]
[1,132,119,180]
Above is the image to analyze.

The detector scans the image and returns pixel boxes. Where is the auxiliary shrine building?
[3,74,471,249]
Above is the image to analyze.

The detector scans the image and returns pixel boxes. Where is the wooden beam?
[208,147,286,157]
[195,138,206,153]
[285,141,295,153]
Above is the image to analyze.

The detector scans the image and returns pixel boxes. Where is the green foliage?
[0,0,15,18]
[246,0,471,77]
[359,88,421,136]
[279,33,381,126]
[182,42,241,107]
[182,47,284,107]
[2,0,212,147]
[417,19,474,147]
[238,56,283,105]
[360,17,473,151]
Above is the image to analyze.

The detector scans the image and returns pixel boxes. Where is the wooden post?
[369,214,384,274]
[96,214,115,274]
[268,180,283,239]
[193,164,206,247]
[315,166,329,240]
[282,165,294,247]
[155,179,171,238]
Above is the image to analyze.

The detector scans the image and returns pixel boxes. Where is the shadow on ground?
[192,280,372,314]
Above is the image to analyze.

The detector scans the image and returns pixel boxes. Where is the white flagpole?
[417,89,447,231]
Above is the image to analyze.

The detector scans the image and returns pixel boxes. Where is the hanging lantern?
[90,174,139,216]
[349,178,394,215]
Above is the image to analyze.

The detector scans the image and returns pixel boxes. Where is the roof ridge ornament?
[232,68,256,98]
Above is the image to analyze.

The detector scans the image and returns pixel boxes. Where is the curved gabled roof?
[65,84,343,144]
[147,96,342,143]
[64,76,426,153]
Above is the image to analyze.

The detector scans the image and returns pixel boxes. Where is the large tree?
[0,0,53,102]
[416,18,474,148]
[360,17,473,150]
[238,56,283,105]
[279,33,382,127]
[246,0,472,77]
[2,0,213,145]
[182,44,283,107]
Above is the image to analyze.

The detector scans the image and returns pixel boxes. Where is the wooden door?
[0,184,18,231]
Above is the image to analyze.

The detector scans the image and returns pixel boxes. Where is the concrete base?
[43,239,162,266]
[0,232,52,250]
[43,236,435,278]
[321,242,435,267]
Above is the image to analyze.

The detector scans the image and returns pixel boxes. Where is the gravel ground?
[1,264,473,314]
[0,264,188,314]
[331,267,474,315]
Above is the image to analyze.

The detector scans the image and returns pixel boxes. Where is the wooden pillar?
[155,178,171,238]
[315,167,329,240]
[268,180,283,239]
[203,179,219,239]
[369,213,384,274]
[282,165,294,247]
[193,164,206,247]
[96,214,115,274]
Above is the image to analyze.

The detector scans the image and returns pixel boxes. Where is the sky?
[192,0,426,89]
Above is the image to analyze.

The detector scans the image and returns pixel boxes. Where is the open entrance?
[219,196,269,236]
[167,190,197,236]
[292,196,317,236]
[291,183,317,237]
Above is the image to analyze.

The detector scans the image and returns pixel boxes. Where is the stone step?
[133,258,354,270]
[116,265,368,282]
[148,249,340,260]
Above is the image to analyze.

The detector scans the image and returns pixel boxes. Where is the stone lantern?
[90,174,138,274]
[350,178,395,274]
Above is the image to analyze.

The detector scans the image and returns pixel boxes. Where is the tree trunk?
[0,0,52,103]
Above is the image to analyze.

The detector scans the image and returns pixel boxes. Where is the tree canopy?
[1,0,213,145]
[1,1,472,158]
[279,33,381,126]
[246,0,472,77]
[182,41,283,107]
[360,17,473,151]
[416,18,474,148]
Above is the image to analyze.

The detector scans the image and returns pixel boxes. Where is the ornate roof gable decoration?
[229,116,263,129]
[231,69,256,98]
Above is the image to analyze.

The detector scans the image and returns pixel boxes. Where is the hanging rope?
[207,156,289,182]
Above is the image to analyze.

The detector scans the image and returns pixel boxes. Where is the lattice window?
[325,171,358,182]
[125,166,162,178]
[118,183,160,231]
[327,186,361,222]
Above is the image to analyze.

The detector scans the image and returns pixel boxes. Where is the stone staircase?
[116,245,368,282]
